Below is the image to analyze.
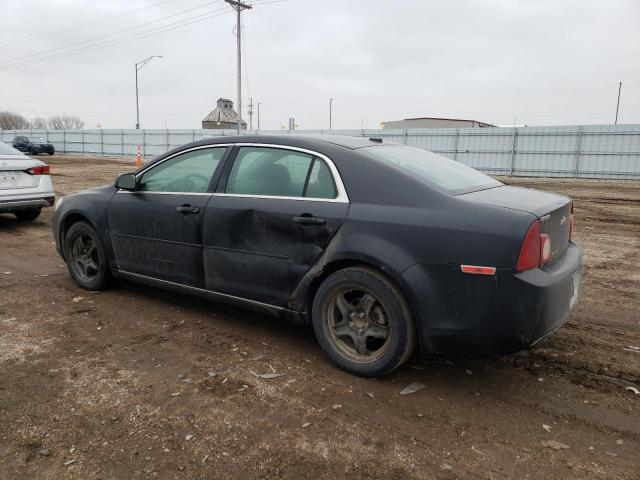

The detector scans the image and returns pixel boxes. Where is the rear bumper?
[0,196,55,213]
[400,242,582,354]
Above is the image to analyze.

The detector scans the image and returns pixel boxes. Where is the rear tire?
[14,208,41,221]
[64,221,111,291]
[311,266,415,377]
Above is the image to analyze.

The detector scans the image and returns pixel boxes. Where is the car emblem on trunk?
[560,216,567,226]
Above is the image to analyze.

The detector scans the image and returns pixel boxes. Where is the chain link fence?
[2,124,639,179]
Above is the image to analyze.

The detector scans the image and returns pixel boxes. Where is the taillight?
[569,203,574,240]
[517,219,553,272]
[517,220,541,271]
[27,165,50,175]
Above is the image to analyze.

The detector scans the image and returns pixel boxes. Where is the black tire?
[64,221,111,291]
[311,266,415,377]
[14,208,42,221]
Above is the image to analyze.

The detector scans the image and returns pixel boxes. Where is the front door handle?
[176,205,200,215]
[293,214,326,226]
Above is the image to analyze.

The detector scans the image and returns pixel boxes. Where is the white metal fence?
[2,124,639,179]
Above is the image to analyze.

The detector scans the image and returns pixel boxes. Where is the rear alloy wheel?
[312,267,415,377]
[14,208,41,221]
[64,221,111,290]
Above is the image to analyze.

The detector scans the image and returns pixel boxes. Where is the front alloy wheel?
[64,221,111,291]
[70,234,100,282]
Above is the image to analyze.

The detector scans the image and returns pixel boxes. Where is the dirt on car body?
[1,156,638,479]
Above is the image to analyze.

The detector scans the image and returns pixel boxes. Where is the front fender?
[52,186,117,263]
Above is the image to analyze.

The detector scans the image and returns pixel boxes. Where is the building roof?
[386,116,494,127]
[202,98,247,126]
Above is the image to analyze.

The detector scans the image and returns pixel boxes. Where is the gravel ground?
[0,156,638,479]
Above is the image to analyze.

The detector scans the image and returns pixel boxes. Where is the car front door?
[108,145,230,287]
[203,145,349,307]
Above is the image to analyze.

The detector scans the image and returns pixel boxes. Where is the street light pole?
[135,65,140,129]
[615,82,622,125]
[135,55,163,129]
[329,97,333,130]
[257,102,261,131]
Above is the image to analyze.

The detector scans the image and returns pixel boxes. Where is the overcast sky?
[0,0,638,129]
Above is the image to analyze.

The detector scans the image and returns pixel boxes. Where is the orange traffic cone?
[136,145,142,168]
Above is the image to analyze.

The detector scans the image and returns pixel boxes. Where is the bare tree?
[60,115,84,130]
[47,116,64,130]
[31,117,48,129]
[0,111,30,130]
[47,114,84,130]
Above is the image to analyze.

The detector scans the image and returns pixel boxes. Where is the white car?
[0,141,54,220]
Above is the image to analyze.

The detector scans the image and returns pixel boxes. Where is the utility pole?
[615,82,622,125]
[257,102,261,131]
[134,55,163,129]
[329,97,333,130]
[225,0,252,134]
[248,97,254,130]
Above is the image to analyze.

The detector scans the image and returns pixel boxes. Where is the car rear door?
[107,146,230,288]
[203,145,349,307]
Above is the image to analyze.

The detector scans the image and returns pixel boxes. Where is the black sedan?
[12,136,55,155]
[52,135,581,377]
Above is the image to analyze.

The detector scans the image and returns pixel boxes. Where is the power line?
[0,7,231,70]
[0,1,223,65]
[0,0,180,49]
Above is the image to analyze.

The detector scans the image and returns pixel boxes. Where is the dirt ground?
[1,155,638,479]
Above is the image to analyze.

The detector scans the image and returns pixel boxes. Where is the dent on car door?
[203,146,349,307]
[108,146,228,287]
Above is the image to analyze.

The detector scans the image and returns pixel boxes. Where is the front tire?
[14,208,41,221]
[312,267,415,377]
[64,221,111,290]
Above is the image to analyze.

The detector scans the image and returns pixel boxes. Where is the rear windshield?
[362,145,502,194]
[0,142,24,156]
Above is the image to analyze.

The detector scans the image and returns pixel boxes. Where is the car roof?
[200,134,391,150]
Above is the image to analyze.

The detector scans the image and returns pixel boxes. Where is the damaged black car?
[52,135,582,377]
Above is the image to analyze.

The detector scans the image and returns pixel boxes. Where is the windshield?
[0,141,24,156]
[28,137,46,142]
[362,145,502,194]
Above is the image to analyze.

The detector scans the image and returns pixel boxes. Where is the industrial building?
[382,116,494,129]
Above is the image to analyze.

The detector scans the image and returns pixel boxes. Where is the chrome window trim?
[116,142,349,203]
[117,191,213,196]
[135,144,233,178]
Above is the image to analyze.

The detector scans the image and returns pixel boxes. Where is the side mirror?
[115,172,136,190]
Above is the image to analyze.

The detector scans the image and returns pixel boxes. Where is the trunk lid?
[0,155,42,190]
[459,185,572,263]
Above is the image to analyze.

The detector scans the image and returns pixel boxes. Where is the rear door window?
[304,159,337,199]
[226,147,314,197]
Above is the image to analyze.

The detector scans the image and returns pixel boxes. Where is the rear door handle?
[176,205,200,215]
[293,215,326,226]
